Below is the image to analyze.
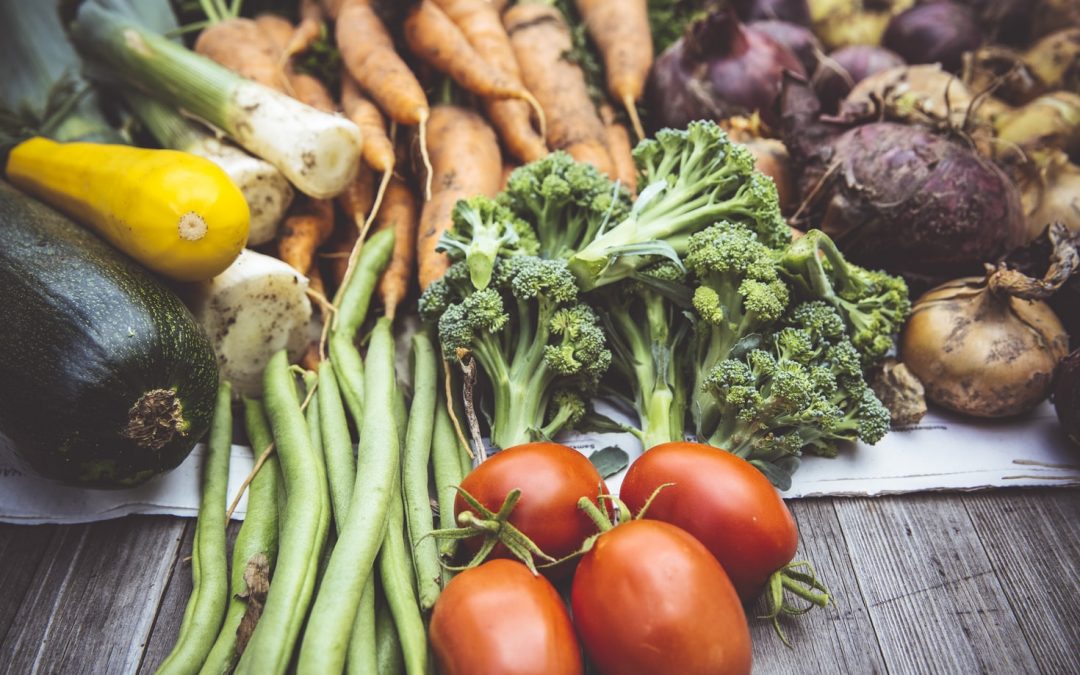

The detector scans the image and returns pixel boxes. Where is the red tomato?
[455,441,608,578]
[429,559,584,675]
[571,519,752,675]
[620,441,799,600]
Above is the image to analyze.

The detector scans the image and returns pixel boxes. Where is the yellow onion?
[900,224,1075,417]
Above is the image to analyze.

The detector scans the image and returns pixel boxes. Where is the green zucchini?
[0,180,218,487]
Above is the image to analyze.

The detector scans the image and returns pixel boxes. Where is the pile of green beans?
[158,225,486,674]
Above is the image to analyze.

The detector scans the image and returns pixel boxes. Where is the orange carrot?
[336,162,377,238]
[283,0,324,62]
[416,105,502,290]
[504,4,615,178]
[372,176,419,319]
[433,0,547,163]
[336,0,429,127]
[600,104,637,195]
[279,197,336,274]
[574,0,652,140]
[404,0,545,132]
[341,75,396,174]
[194,18,286,91]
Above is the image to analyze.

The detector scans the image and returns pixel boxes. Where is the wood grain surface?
[1,489,1077,674]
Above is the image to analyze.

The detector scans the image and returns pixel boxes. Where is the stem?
[577,496,613,533]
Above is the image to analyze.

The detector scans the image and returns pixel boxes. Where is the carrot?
[500,160,519,191]
[574,0,652,141]
[600,104,637,195]
[254,14,333,111]
[336,0,428,127]
[278,197,336,274]
[341,75,396,174]
[432,0,547,163]
[372,176,418,319]
[504,4,615,178]
[416,105,502,290]
[194,17,287,91]
[404,0,545,136]
[254,13,296,53]
[336,162,377,244]
[283,0,324,62]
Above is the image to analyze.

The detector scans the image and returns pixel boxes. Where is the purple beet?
[812,45,906,113]
[883,2,984,73]
[647,8,805,131]
[750,20,823,75]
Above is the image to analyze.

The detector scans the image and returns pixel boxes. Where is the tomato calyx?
[429,486,557,575]
[759,560,831,647]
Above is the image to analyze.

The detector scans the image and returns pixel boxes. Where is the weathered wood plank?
[749,498,887,674]
[138,520,240,674]
[964,489,1080,674]
[3,517,186,674]
[0,524,58,646]
[834,494,1041,674]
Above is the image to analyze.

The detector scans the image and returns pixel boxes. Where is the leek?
[0,1,122,145]
[125,92,293,245]
[70,1,362,199]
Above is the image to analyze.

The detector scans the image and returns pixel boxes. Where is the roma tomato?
[455,441,608,578]
[429,559,584,675]
[620,441,799,600]
[571,519,752,675]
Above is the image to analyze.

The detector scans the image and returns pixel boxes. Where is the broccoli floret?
[498,151,631,261]
[436,196,540,289]
[594,260,691,449]
[427,256,612,450]
[779,230,911,367]
[567,120,792,290]
[684,222,791,438]
[701,302,892,489]
[417,259,483,323]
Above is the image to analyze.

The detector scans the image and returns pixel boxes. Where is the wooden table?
[1,488,1077,674]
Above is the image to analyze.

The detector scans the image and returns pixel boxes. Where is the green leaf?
[588,445,630,479]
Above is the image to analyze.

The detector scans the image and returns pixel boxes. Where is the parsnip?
[187,249,313,396]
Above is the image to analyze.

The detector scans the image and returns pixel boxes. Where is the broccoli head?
[701,301,892,489]
[436,196,539,289]
[424,255,612,450]
[567,120,792,290]
[779,229,911,367]
[498,151,631,261]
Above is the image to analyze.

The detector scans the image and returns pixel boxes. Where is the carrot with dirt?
[332,163,376,281]
[371,175,418,319]
[504,3,615,178]
[341,75,395,174]
[334,0,429,129]
[432,0,547,163]
[194,9,287,91]
[416,105,502,290]
[574,0,651,141]
[283,0,324,62]
[404,1,545,135]
[601,103,637,194]
[278,197,335,275]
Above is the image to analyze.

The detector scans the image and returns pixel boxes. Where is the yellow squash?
[5,137,250,282]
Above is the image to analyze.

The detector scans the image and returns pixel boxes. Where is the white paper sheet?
[1,402,1077,525]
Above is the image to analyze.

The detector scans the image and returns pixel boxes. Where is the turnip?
[780,73,1026,288]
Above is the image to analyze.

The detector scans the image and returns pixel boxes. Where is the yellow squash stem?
[5,137,250,281]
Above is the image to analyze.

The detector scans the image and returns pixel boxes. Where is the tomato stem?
[759,560,831,647]
[577,496,613,532]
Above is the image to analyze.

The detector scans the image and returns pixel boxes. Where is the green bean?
[329,229,395,427]
[302,369,334,598]
[402,332,441,609]
[298,317,400,674]
[235,352,330,675]
[319,360,357,528]
[431,389,471,562]
[200,398,281,675]
[346,575,378,675]
[158,381,232,675]
[378,482,428,675]
[375,577,405,675]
